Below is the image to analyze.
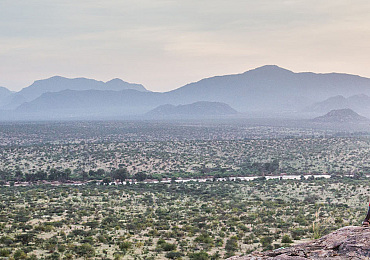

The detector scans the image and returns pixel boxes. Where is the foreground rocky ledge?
[229,226,370,259]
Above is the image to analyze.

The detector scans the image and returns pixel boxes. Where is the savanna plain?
[0,120,369,260]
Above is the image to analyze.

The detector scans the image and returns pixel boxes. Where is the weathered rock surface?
[229,226,370,259]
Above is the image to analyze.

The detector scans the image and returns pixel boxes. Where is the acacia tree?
[15,170,24,183]
[113,168,128,183]
[134,172,148,182]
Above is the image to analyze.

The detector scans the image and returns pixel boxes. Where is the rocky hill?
[313,108,369,123]
[229,226,370,259]
[307,94,370,117]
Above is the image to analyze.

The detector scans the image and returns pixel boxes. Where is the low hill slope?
[229,226,370,259]
[146,101,238,118]
[313,108,369,123]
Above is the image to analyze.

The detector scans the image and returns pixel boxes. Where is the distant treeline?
[0,168,138,185]
[0,159,282,184]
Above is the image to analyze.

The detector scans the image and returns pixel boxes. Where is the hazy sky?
[1,0,370,92]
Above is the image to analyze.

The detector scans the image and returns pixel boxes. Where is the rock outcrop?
[313,108,369,123]
[229,226,370,259]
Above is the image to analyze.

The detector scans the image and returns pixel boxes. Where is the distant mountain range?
[313,109,369,123]
[2,65,370,120]
[164,65,370,112]
[1,76,148,110]
[15,89,162,118]
[146,101,238,119]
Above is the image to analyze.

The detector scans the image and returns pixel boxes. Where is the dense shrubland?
[1,136,369,183]
[0,177,367,259]
[0,121,368,259]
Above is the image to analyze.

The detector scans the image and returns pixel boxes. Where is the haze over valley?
[1,65,370,123]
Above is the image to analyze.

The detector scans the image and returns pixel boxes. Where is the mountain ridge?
[1,76,148,109]
[164,65,370,112]
[3,65,370,120]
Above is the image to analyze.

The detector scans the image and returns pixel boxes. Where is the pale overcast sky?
[1,0,370,91]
